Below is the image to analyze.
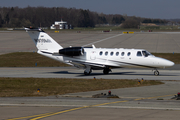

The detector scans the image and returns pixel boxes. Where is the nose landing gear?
[153,69,159,76]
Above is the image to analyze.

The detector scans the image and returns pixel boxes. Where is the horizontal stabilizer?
[25,27,45,32]
[40,50,53,54]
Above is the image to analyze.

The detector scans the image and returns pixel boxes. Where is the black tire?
[103,68,109,74]
[84,70,91,75]
[154,71,159,76]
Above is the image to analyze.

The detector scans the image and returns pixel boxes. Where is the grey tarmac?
[0,67,179,80]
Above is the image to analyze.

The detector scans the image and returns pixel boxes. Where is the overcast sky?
[1,0,180,19]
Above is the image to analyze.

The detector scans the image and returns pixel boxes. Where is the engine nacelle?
[59,47,84,56]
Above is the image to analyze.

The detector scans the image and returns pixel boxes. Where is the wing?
[67,60,120,70]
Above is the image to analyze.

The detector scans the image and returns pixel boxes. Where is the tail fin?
[25,28,63,53]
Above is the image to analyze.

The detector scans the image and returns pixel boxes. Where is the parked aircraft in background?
[25,28,174,76]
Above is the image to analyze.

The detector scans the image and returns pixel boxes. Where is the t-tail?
[25,27,63,53]
[25,27,65,62]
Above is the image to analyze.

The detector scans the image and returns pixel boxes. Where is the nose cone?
[158,58,174,68]
[165,60,175,67]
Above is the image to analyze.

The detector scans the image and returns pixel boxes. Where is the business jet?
[25,27,174,76]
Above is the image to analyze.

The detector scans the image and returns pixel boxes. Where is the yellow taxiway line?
[6,94,175,120]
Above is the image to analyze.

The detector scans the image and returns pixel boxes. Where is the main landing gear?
[84,66,92,75]
[153,69,159,76]
[84,70,92,75]
[103,68,112,74]
[84,66,112,75]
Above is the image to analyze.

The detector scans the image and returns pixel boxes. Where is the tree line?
[0,6,167,28]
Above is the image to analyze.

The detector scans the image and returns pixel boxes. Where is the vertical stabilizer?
[25,28,63,53]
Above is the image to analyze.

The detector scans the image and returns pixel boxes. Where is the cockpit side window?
[142,51,152,57]
[137,51,142,56]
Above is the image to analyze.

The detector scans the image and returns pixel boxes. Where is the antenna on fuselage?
[92,45,96,49]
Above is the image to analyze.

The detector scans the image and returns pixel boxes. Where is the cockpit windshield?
[142,51,152,57]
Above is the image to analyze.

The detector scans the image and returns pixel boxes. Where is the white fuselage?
[39,47,174,70]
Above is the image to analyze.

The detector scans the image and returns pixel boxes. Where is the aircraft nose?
[167,61,175,67]
[155,57,174,68]
[162,59,174,67]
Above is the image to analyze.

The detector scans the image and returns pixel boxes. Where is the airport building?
[50,20,72,29]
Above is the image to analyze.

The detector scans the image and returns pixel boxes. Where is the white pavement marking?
[82,34,123,47]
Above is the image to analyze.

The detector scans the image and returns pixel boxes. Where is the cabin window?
[137,51,142,56]
[116,52,119,56]
[105,51,108,56]
[110,52,114,56]
[127,52,131,56]
[121,52,125,56]
[99,51,103,55]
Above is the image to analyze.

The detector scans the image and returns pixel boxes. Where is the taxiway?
[0,67,179,80]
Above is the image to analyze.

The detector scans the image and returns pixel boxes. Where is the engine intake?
[59,47,84,56]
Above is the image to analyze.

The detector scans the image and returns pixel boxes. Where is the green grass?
[140,25,180,31]
[0,52,69,67]
[0,77,163,97]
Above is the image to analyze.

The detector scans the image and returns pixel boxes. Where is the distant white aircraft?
[25,28,174,76]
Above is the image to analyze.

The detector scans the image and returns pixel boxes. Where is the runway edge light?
[141,78,144,83]
[138,81,141,85]
[37,89,40,92]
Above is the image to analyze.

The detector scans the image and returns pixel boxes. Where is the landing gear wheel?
[154,70,159,76]
[103,68,110,74]
[84,69,92,75]
[84,71,90,75]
